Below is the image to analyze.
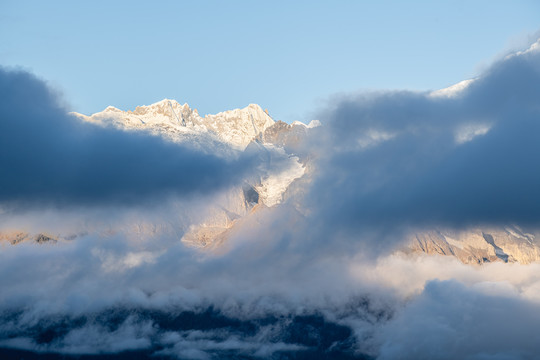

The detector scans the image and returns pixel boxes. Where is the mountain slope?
[405,226,540,264]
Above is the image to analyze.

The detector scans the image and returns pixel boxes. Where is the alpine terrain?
[2,97,540,265]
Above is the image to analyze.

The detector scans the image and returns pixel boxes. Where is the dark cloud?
[308,45,540,239]
[378,280,540,360]
[0,68,253,208]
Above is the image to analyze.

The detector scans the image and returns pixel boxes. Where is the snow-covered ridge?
[429,79,475,98]
[292,120,321,128]
[429,38,540,100]
[506,38,540,59]
[73,99,275,149]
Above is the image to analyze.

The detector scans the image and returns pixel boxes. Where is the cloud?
[0,68,254,209]
[348,253,540,359]
[306,42,540,244]
[1,38,540,360]
[377,279,540,360]
[4,229,540,359]
[0,232,373,358]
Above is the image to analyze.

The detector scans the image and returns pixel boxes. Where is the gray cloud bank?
[0,68,253,209]
[308,43,540,238]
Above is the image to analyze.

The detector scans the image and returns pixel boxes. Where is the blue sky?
[1,0,539,122]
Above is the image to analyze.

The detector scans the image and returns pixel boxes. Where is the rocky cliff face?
[0,231,59,245]
[405,226,540,264]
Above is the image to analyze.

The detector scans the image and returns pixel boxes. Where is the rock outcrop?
[405,226,540,264]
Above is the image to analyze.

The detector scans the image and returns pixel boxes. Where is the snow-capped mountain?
[73,100,275,150]
[74,99,310,206]
[9,96,540,265]
[71,100,312,249]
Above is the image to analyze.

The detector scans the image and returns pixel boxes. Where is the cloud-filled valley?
[1,40,540,360]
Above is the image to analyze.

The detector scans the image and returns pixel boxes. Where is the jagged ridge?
[73,100,276,150]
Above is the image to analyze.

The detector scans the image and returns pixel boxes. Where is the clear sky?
[1,0,539,122]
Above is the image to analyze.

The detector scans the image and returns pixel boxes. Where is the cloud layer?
[0,68,253,209]
[308,42,540,241]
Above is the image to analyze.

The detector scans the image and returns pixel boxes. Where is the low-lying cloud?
[378,279,540,360]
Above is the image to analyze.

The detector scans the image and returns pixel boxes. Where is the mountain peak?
[75,100,276,149]
[145,98,183,108]
[246,103,263,110]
